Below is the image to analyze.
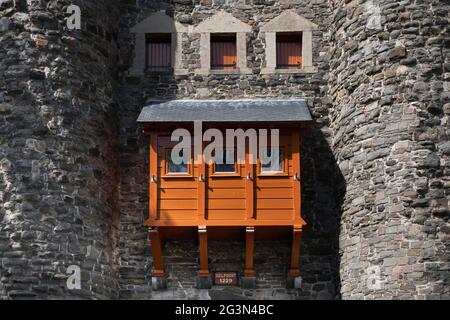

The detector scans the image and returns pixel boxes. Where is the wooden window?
[211,34,237,71]
[166,148,188,174]
[260,148,285,174]
[146,34,171,71]
[276,32,302,70]
[214,149,236,174]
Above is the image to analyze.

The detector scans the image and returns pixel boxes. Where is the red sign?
[214,272,238,286]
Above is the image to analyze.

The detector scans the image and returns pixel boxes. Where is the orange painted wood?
[207,188,245,199]
[150,133,158,220]
[144,219,305,227]
[289,226,302,277]
[207,210,246,220]
[244,227,256,277]
[198,142,206,223]
[159,209,197,220]
[147,130,307,240]
[256,187,293,199]
[159,188,197,199]
[159,180,197,189]
[246,151,255,220]
[198,226,209,277]
[292,131,301,221]
[207,178,244,189]
[255,209,294,220]
[208,199,246,210]
[148,227,165,277]
[159,200,197,210]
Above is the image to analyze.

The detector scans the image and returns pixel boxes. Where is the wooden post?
[198,226,209,277]
[244,227,256,277]
[289,225,302,277]
[149,133,158,221]
[198,141,206,223]
[245,151,255,220]
[292,131,301,222]
[148,227,165,277]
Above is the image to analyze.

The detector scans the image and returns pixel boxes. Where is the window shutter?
[276,34,302,69]
[211,40,237,70]
[147,38,171,70]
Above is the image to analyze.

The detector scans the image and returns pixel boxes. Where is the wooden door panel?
[159,188,197,199]
[256,199,293,210]
[207,188,246,199]
[207,210,246,220]
[159,209,198,220]
[256,209,293,220]
[256,187,293,199]
[159,200,197,210]
[208,199,246,210]
[208,179,244,189]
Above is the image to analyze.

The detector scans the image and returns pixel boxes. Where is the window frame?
[161,146,194,178]
[257,147,289,177]
[211,148,241,177]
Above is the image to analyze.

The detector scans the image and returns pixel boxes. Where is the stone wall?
[116,0,342,300]
[327,0,449,299]
[0,0,448,301]
[0,0,120,299]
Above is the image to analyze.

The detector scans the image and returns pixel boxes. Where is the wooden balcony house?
[138,99,312,289]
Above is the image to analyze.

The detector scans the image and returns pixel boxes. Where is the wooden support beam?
[245,151,255,221]
[244,227,256,277]
[148,227,165,277]
[289,225,302,278]
[198,226,209,278]
[149,133,158,221]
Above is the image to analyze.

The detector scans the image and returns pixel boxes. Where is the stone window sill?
[261,67,318,75]
[196,68,252,76]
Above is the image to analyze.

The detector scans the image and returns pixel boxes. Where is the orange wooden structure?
[138,100,311,289]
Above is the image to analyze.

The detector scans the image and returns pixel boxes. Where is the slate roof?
[137,99,312,123]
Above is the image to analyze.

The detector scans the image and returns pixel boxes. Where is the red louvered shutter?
[146,34,171,71]
[211,35,237,70]
[276,33,302,70]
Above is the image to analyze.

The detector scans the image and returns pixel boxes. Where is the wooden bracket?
[148,227,165,278]
[198,226,209,278]
[289,225,302,278]
[244,227,256,278]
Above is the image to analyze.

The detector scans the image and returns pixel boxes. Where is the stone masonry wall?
[1,0,448,300]
[327,0,449,299]
[116,0,342,300]
[0,0,120,299]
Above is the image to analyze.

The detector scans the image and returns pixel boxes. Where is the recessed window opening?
[215,148,237,173]
[146,33,172,71]
[211,33,237,71]
[276,32,302,70]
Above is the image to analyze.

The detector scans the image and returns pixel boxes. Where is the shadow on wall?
[300,125,345,299]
